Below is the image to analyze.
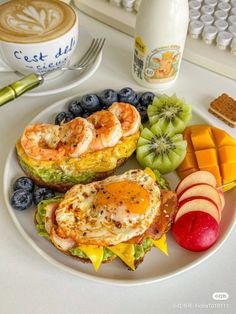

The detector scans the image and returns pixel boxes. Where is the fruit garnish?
[147,94,192,134]
[177,125,236,191]
[11,189,33,211]
[136,125,187,174]
[13,176,35,193]
[33,187,55,205]
[55,111,74,125]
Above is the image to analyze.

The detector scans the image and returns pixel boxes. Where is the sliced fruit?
[195,148,218,168]
[176,170,217,195]
[191,128,215,150]
[218,146,236,164]
[147,94,192,133]
[172,211,219,252]
[175,197,220,223]
[211,127,236,147]
[218,188,225,209]
[136,125,187,174]
[177,125,236,191]
[177,151,198,172]
[178,184,222,212]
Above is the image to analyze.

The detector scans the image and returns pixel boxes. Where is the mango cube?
[177,152,198,171]
[218,146,236,164]
[212,128,236,147]
[191,128,215,150]
[221,163,236,183]
[195,148,218,168]
[198,165,222,185]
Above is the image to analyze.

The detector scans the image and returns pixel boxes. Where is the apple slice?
[176,171,217,195]
[172,211,219,252]
[175,196,220,223]
[218,188,225,210]
[178,184,222,212]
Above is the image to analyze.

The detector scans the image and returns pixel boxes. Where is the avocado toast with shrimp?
[35,168,177,271]
[16,103,140,192]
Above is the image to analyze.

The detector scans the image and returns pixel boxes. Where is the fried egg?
[55,169,161,246]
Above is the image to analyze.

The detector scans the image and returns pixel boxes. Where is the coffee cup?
[0,0,79,75]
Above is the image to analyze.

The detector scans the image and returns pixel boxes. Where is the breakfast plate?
[0,26,102,97]
[3,94,236,286]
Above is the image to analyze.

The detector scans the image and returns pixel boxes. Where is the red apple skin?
[218,188,225,210]
[176,196,221,223]
[177,183,222,211]
[172,211,219,252]
[175,171,217,195]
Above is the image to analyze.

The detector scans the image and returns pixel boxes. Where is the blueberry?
[68,100,83,117]
[81,94,101,113]
[140,92,155,108]
[33,187,55,205]
[131,93,141,107]
[11,189,33,210]
[136,104,148,124]
[55,112,74,125]
[81,110,91,118]
[118,87,137,104]
[13,177,35,193]
[99,89,118,108]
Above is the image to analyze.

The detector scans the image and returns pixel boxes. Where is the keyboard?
[74,0,236,81]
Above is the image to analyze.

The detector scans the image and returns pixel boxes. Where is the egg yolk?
[95,181,150,214]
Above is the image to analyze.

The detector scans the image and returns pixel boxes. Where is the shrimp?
[109,102,141,137]
[59,117,95,158]
[87,110,123,151]
[21,124,64,161]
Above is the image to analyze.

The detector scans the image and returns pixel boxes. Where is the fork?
[0,38,106,107]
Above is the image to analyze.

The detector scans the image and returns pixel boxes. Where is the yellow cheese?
[79,245,104,271]
[144,167,156,180]
[108,243,135,270]
[151,234,168,256]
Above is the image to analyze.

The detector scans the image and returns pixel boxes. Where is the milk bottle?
[132,0,189,90]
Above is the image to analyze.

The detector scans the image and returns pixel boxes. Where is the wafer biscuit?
[209,93,236,128]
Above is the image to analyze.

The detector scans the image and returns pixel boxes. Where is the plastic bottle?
[132,0,189,90]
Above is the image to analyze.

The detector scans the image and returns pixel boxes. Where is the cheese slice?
[79,245,104,271]
[108,243,135,270]
[151,234,168,256]
[144,167,156,180]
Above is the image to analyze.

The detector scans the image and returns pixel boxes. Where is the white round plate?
[3,95,236,286]
[1,26,102,97]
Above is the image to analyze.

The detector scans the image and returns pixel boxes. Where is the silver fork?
[0,38,106,107]
[62,38,106,71]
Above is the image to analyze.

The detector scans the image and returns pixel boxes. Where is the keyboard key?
[189,20,204,38]
[201,14,214,25]
[202,25,218,44]
[214,19,228,31]
[214,10,228,20]
[228,15,236,25]
[216,31,233,49]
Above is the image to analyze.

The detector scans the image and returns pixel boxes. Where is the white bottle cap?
[190,9,201,21]
[214,19,228,31]
[200,14,214,25]
[219,0,230,2]
[231,37,236,55]
[189,20,204,38]
[202,25,218,44]
[229,25,236,36]
[232,1,236,8]
[228,15,236,25]
[201,5,214,15]
[204,0,217,8]
[217,2,231,12]
[214,10,228,20]
[189,1,201,10]
[216,31,233,49]
[122,0,135,11]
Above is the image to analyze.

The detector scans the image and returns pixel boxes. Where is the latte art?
[6,5,62,35]
[0,0,76,43]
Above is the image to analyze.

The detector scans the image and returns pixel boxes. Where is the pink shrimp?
[109,102,141,137]
[87,110,123,151]
[21,124,64,161]
[59,117,95,158]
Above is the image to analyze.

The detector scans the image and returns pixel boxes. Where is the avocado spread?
[36,199,153,262]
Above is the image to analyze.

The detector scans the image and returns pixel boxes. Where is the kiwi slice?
[136,124,187,174]
[147,94,192,133]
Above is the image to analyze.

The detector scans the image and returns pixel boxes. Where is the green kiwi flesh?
[136,126,187,174]
[147,94,192,134]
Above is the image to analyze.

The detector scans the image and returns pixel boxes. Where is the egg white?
[55,169,161,246]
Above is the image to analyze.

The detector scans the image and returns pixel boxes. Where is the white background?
[0,9,235,314]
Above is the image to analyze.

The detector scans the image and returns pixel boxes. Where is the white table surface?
[0,11,235,314]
